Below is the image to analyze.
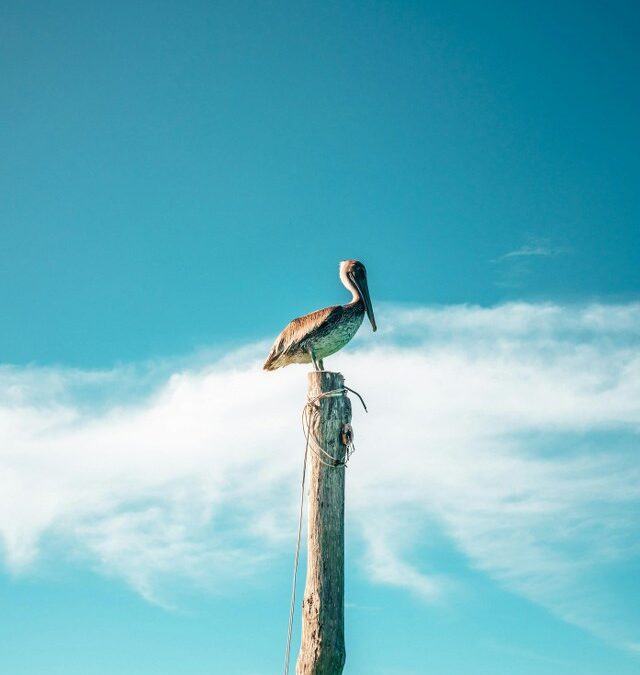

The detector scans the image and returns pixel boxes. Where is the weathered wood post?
[296,370,351,675]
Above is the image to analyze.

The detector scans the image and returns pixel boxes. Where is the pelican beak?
[351,271,377,332]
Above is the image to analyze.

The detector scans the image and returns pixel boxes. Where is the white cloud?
[494,236,571,262]
[491,237,572,287]
[1,302,639,649]
[497,244,570,260]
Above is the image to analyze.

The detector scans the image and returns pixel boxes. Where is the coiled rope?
[283,385,367,675]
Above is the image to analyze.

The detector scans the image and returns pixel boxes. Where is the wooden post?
[296,371,351,675]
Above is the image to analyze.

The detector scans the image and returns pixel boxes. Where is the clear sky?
[1,2,639,674]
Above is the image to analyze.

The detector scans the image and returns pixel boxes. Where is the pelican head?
[340,259,377,332]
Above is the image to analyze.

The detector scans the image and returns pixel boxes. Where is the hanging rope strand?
[283,433,308,675]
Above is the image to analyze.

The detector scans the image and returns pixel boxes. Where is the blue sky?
[1,1,639,674]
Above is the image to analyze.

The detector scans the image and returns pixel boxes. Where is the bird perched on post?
[263,259,377,371]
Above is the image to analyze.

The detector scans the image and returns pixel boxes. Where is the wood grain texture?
[296,371,351,675]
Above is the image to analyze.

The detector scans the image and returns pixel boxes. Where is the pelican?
[263,259,377,371]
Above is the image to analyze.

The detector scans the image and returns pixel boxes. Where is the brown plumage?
[263,260,376,371]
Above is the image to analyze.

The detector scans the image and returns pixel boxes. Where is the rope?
[283,384,367,675]
[282,427,309,675]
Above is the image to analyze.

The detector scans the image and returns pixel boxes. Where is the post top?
[307,370,344,390]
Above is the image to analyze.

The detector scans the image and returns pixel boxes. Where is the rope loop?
[302,385,367,468]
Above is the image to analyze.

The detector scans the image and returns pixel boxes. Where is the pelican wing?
[263,305,341,370]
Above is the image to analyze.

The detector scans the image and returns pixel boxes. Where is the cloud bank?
[1,302,639,648]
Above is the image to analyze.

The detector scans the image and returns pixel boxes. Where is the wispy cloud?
[1,302,639,649]
[491,237,571,288]
[495,242,571,261]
